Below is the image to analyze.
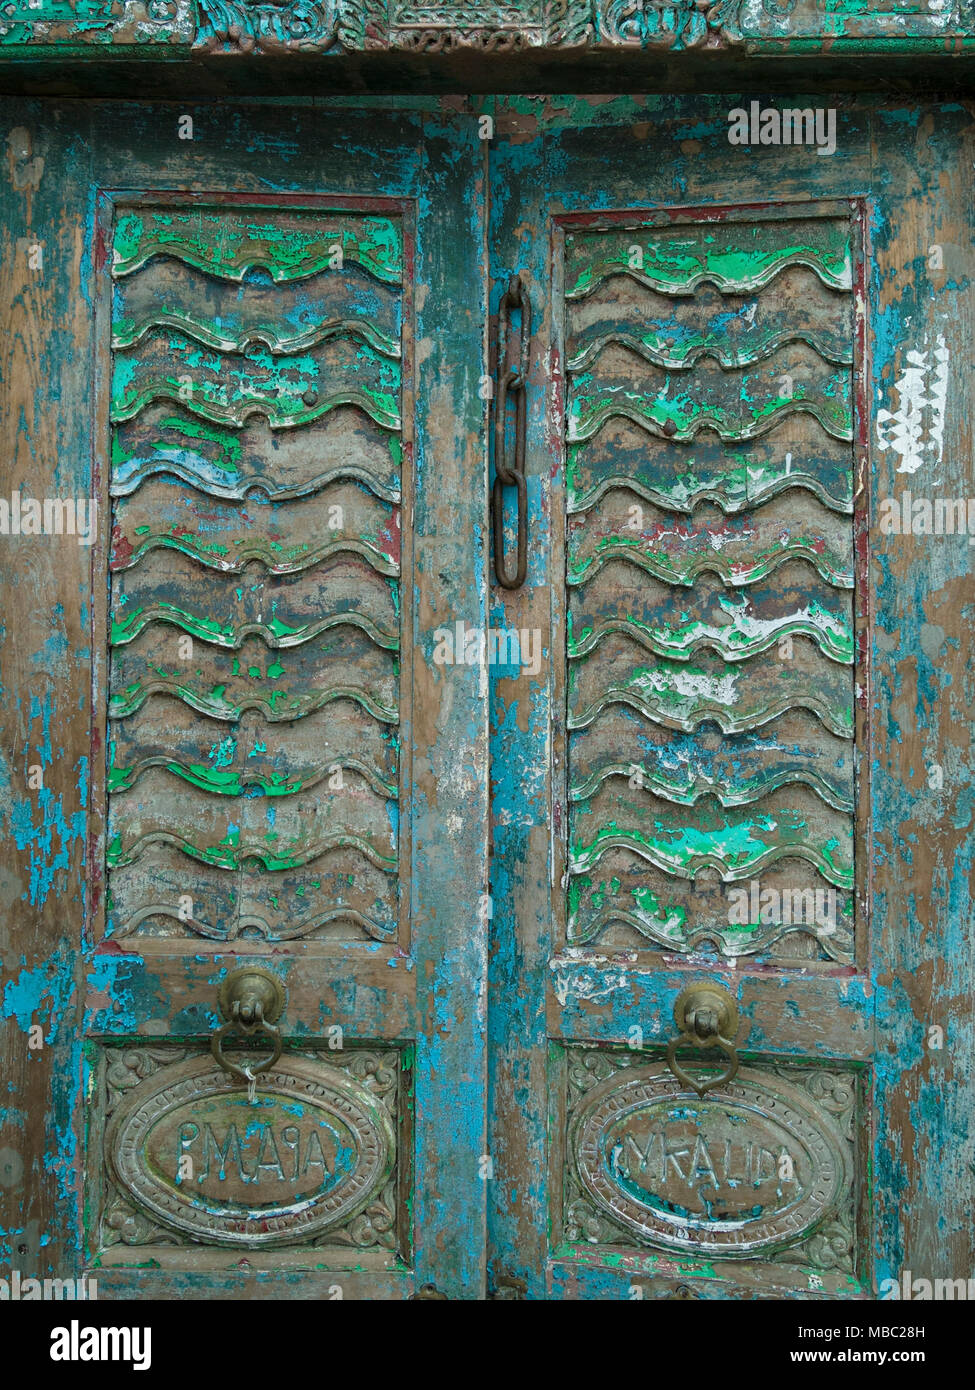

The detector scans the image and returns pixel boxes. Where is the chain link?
[492,274,531,588]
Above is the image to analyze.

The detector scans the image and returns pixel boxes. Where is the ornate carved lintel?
[0,0,965,55]
[194,0,343,54]
[188,0,758,56]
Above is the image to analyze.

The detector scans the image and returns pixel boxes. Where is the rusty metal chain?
[491,273,531,589]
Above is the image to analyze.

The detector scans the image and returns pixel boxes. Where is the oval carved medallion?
[106,1055,395,1246]
[570,1064,849,1255]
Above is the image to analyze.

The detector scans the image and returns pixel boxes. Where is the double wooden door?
[1,94,971,1300]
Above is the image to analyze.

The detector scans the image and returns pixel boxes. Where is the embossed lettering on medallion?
[568,1060,853,1258]
[104,1054,396,1247]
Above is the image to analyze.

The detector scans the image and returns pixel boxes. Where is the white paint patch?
[876,333,949,475]
[707,530,734,551]
[634,665,739,706]
[742,0,955,33]
[549,954,632,1006]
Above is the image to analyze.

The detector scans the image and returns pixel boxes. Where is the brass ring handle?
[665,984,741,1098]
[665,1032,739,1099]
[210,968,285,1100]
[210,1003,283,1089]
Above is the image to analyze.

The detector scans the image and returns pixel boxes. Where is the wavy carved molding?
[105,197,405,945]
[564,205,858,964]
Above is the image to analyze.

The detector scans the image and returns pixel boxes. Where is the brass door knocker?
[665,983,741,1098]
[211,967,285,1102]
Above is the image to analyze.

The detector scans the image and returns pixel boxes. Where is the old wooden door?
[487,95,974,1300]
[0,99,489,1299]
[4,91,973,1305]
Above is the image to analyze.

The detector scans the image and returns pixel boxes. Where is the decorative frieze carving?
[0,0,965,52]
[195,0,342,53]
[197,1,752,53]
[190,0,763,54]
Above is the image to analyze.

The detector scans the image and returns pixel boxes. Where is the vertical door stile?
[409,107,491,1299]
[486,110,557,1300]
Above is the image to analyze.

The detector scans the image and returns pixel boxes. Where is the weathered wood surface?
[0,110,91,1290]
[0,99,490,1298]
[488,94,973,1299]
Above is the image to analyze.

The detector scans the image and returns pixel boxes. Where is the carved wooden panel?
[86,1044,409,1259]
[105,199,406,944]
[557,1046,861,1275]
[564,207,859,963]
